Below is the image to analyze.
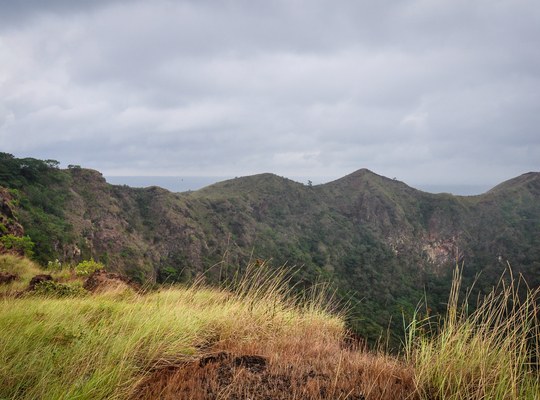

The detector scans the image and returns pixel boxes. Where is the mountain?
[1,152,539,344]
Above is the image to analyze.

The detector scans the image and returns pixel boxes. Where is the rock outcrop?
[0,187,25,255]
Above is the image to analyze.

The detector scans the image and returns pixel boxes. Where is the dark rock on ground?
[28,274,53,290]
[83,269,138,292]
[233,354,267,373]
[0,271,18,285]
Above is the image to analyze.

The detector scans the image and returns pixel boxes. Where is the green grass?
[0,254,81,296]
[0,261,344,400]
[0,254,44,295]
[2,256,538,399]
[406,267,540,400]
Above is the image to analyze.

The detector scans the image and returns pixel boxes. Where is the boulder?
[83,270,137,293]
[28,274,53,290]
[0,271,18,285]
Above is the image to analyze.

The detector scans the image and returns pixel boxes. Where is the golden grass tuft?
[133,339,417,400]
[132,315,416,399]
[130,263,418,399]
[406,266,540,400]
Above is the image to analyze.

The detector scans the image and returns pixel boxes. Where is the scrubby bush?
[0,234,34,257]
[47,259,63,271]
[33,280,87,297]
[75,259,104,276]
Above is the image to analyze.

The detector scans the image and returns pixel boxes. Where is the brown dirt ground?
[83,270,139,293]
[131,338,418,400]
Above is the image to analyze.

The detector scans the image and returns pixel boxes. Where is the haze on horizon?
[0,0,539,190]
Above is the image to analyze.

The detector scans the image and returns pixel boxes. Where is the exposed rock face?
[0,187,25,254]
[422,236,462,266]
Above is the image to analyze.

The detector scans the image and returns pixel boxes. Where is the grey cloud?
[0,0,539,187]
[0,0,131,29]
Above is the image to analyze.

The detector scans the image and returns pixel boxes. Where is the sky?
[0,0,539,191]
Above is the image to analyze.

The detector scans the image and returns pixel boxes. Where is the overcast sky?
[0,0,539,189]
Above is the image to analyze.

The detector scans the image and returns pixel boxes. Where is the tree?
[44,159,60,169]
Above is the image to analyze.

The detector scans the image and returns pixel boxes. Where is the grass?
[0,254,80,296]
[0,259,416,400]
[0,254,44,295]
[406,266,540,400]
[1,256,538,399]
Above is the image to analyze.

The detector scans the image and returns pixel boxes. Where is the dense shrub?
[75,259,104,276]
[33,280,87,297]
[47,259,63,271]
[0,234,34,257]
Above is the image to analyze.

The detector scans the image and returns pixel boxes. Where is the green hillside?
[1,152,539,344]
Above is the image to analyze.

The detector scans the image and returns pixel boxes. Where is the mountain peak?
[488,171,540,194]
[323,168,403,189]
[324,168,375,184]
[347,168,376,177]
[192,172,303,198]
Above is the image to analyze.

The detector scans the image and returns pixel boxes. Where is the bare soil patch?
[83,270,138,293]
[132,341,418,400]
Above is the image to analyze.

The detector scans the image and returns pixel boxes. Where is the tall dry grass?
[406,266,540,400]
[0,260,417,400]
[133,262,417,400]
[7,256,536,399]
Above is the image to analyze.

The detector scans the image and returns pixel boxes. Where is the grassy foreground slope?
[1,255,539,399]
[0,255,415,400]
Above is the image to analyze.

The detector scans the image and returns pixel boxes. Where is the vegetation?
[0,256,538,399]
[0,258,416,400]
[47,259,63,271]
[75,259,105,276]
[0,153,73,264]
[0,254,44,295]
[0,153,539,347]
[32,279,88,297]
[406,267,540,399]
[0,234,34,257]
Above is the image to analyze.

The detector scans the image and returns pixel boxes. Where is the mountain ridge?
[487,171,540,194]
[1,152,539,343]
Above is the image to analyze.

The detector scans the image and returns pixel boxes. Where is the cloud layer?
[1,0,539,186]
